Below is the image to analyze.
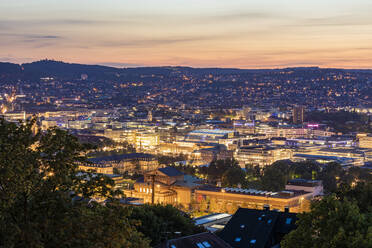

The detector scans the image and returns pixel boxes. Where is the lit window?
[202,241,211,247]
[250,239,256,244]
[196,243,204,248]
[240,224,245,228]
[286,218,292,224]
[235,237,241,242]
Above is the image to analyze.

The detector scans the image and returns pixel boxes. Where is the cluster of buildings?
[123,166,322,214]
[1,63,372,247]
[3,104,371,170]
[2,63,372,111]
[1,96,371,221]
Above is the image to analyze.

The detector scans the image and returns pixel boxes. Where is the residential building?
[293,106,305,124]
[218,208,298,248]
[157,232,232,248]
[194,213,232,233]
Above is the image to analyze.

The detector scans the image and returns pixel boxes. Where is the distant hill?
[0,60,371,82]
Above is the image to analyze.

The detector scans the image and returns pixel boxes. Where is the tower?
[293,106,305,124]
[147,110,153,122]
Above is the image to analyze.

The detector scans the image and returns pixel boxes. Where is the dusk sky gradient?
[1,0,372,68]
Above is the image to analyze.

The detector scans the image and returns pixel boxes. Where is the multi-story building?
[185,129,235,144]
[68,119,92,130]
[41,119,58,130]
[103,129,137,143]
[287,135,355,148]
[88,153,158,173]
[123,167,319,214]
[294,147,366,166]
[285,179,323,197]
[2,111,27,122]
[358,133,372,149]
[79,163,114,174]
[136,131,160,151]
[234,146,292,168]
[293,106,305,124]
[124,167,201,209]
[194,186,313,214]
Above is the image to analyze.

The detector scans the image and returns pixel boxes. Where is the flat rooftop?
[188,129,234,135]
[196,186,310,199]
[194,213,232,225]
[287,179,322,187]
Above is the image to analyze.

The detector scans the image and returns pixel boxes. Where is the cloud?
[286,15,372,27]
[207,10,281,22]
[0,18,142,30]
[0,33,62,40]
[28,35,61,39]
[97,36,223,48]
[0,56,34,64]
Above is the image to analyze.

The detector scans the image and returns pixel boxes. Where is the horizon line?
[1,59,372,71]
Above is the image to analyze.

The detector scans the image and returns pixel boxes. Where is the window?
[202,241,211,248]
[196,243,204,248]
[171,245,176,248]
[268,219,272,224]
[250,239,257,244]
[235,237,241,242]
[240,224,245,228]
[286,218,292,225]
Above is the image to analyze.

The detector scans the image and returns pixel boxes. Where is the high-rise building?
[293,106,305,124]
[147,110,153,122]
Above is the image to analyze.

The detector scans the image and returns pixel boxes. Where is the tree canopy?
[259,160,371,193]
[198,158,240,183]
[128,204,205,247]
[0,118,150,247]
[281,182,372,248]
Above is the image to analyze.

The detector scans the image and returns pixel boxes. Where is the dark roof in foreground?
[158,167,184,177]
[157,232,232,248]
[218,208,297,248]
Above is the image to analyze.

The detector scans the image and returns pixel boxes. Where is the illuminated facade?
[79,164,114,174]
[194,187,312,214]
[234,146,292,168]
[293,106,305,124]
[124,168,316,214]
[124,167,200,208]
[358,134,372,149]
[136,131,160,151]
[185,129,235,143]
[88,153,158,173]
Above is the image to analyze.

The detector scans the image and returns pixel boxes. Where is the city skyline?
[1,0,372,69]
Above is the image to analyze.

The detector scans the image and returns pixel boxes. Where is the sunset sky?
[1,0,372,68]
